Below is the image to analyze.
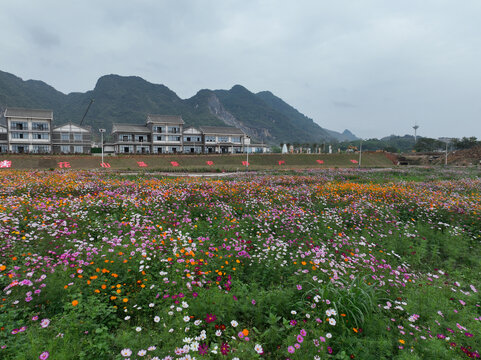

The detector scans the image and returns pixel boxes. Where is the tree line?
[273,136,480,153]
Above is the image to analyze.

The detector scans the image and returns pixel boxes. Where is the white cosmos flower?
[121,348,132,356]
[254,344,263,354]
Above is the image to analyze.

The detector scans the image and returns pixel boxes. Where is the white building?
[52,123,92,154]
[4,108,52,153]
[0,123,7,153]
[199,126,247,154]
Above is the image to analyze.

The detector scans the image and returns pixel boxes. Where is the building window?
[205,136,216,142]
[61,145,70,153]
[32,122,49,131]
[122,135,131,142]
[156,135,162,141]
[168,135,180,141]
[33,133,49,140]
[231,136,241,143]
[11,132,27,139]
[73,133,82,141]
[184,136,201,142]
[218,136,229,142]
[74,146,83,153]
[61,133,70,141]
[32,145,50,153]
[168,126,180,134]
[154,126,163,133]
[11,122,28,130]
[12,145,27,153]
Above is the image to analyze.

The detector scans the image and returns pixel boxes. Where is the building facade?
[4,108,53,153]
[52,123,92,154]
[199,126,247,154]
[0,124,7,153]
[2,108,269,154]
[110,115,261,155]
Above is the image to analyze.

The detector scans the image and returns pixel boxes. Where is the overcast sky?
[1,0,481,139]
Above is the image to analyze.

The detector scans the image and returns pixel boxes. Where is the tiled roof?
[112,124,150,133]
[146,114,184,124]
[4,107,53,119]
[199,126,245,135]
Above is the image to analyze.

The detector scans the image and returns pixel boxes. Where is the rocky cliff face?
[207,92,271,142]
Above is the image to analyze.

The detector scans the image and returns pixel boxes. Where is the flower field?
[0,168,480,359]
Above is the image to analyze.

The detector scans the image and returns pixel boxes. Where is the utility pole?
[99,129,106,165]
[445,140,448,166]
[358,139,363,168]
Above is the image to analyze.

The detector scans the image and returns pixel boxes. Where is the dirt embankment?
[395,146,481,166]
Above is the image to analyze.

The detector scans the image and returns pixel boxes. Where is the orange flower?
[72,300,79,306]
[242,329,249,336]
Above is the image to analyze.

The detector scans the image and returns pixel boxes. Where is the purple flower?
[205,313,217,323]
[39,351,49,360]
[297,335,304,343]
[288,346,295,353]
[198,343,208,355]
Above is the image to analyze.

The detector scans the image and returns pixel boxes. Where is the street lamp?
[99,129,106,165]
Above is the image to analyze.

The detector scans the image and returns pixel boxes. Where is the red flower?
[220,342,230,355]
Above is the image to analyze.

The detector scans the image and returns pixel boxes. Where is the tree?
[414,138,444,152]
[452,137,479,150]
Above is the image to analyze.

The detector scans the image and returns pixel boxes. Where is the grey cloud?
[332,101,357,109]
[0,0,480,139]
[27,26,61,48]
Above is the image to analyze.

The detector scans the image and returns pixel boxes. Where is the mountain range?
[0,70,357,144]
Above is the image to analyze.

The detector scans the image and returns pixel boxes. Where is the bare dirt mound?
[448,146,481,166]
